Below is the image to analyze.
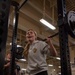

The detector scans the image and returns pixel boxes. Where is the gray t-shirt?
[26,40,51,75]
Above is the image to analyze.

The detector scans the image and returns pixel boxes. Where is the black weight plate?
[67,11,75,38]
[15,47,24,59]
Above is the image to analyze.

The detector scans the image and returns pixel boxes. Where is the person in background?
[4,51,19,75]
[23,29,57,75]
[4,52,11,75]
[15,60,21,75]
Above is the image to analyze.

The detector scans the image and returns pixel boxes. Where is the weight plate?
[67,11,75,38]
[15,47,24,59]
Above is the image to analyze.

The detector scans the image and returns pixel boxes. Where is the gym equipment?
[10,0,28,75]
[43,10,75,40]
[15,46,24,59]
[0,0,28,75]
[10,1,19,75]
[43,11,75,40]
[0,0,74,75]
[43,32,59,41]
[0,0,11,75]
[67,11,75,38]
[18,0,28,10]
[57,0,71,75]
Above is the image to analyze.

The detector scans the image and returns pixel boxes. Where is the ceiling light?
[53,69,55,71]
[13,17,16,25]
[58,72,61,75]
[40,18,56,30]
[10,43,12,45]
[21,68,26,71]
[19,59,26,62]
[48,64,53,67]
[17,45,22,47]
[58,66,61,68]
[56,57,60,60]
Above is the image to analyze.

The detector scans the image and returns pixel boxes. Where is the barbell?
[14,11,75,59]
[43,11,75,40]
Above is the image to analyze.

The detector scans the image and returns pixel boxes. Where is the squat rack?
[0,0,72,75]
[57,0,71,75]
[0,0,28,75]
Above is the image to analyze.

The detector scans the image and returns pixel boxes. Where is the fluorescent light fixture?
[48,64,53,67]
[56,57,60,60]
[17,45,22,47]
[10,43,12,45]
[19,59,26,62]
[58,72,61,75]
[13,17,16,25]
[40,18,56,30]
[53,69,55,71]
[70,62,73,64]
[21,68,26,71]
[58,66,61,68]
